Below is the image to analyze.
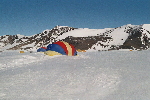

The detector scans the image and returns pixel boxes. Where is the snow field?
[0,50,150,100]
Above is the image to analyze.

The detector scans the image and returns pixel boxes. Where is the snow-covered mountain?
[0,24,150,52]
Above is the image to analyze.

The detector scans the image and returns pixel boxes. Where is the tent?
[37,47,47,52]
[41,47,47,49]
[76,49,86,52]
[19,51,24,53]
[44,50,62,56]
[45,41,77,56]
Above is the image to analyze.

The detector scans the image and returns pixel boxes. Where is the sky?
[0,0,150,36]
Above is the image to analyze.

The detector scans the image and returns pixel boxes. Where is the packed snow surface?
[0,50,150,100]
[57,28,111,39]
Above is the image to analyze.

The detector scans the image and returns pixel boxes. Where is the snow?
[142,24,150,31]
[16,34,25,38]
[0,43,18,51]
[0,43,5,48]
[21,42,36,48]
[57,28,111,40]
[88,25,130,51]
[0,50,150,100]
[21,39,28,42]
[109,26,129,45]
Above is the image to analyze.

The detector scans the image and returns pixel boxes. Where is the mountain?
[0,24,150,52]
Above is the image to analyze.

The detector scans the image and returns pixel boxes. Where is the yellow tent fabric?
[44,50,62,56]
[77,49,86,52]
[62,41,73,56]
[19,51,24,53]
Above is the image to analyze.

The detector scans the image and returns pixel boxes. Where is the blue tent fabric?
[74,51,77,56]
[37,48,47,52]
[46,44,66,55]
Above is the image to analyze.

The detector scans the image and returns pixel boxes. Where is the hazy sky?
[1,0,150,36]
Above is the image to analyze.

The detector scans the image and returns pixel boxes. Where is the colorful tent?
[45,41,77,56]
[37,47,47,52]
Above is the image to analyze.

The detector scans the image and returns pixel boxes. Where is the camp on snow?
[37,41,77,56]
